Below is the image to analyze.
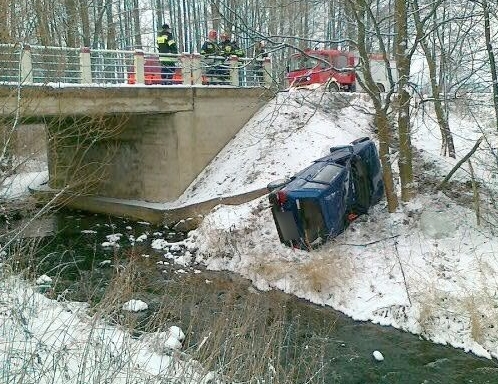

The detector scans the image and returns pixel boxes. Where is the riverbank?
[11,210,498,383]
[181,90,498,361]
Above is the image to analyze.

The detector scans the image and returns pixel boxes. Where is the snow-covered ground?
[0,275,218,383]
[184,89,498,360]
[2,88,498,383]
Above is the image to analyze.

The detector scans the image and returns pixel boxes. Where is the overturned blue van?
[268,137,384,250]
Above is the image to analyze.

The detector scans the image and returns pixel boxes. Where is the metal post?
[80,47,92,84]
[134,50,145,84]
[229,55,239,86]
[20,44,33,83]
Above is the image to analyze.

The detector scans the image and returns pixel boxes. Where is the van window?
[312,163,344,183]
[301,181,328,190]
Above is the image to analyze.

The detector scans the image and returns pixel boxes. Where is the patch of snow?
[122,299,148,312]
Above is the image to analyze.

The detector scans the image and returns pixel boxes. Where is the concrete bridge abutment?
[28,86,273,221]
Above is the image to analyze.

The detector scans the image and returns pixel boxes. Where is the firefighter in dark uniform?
[219,32,244,84]
[200,30,224,83]
[200,30,220,56]
[156,24,178,85]
[219,32,244,58]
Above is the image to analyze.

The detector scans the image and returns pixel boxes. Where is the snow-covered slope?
[187,89,498,360]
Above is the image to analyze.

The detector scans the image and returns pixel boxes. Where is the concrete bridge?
[0,84,272,224]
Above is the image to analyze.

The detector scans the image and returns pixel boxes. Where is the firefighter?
[219,32,244,58]
[218,32,244,85]
[200,30,221,56]
[156,24,178,85]
[201,30,226,83]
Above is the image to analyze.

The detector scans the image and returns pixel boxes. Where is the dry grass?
[249,249,354,297]
[414,285,442,337]
[464,296,485,345]
[4,240,335,383]
[296,251,354,294]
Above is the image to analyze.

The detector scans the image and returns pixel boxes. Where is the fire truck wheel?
[327,81,339,92]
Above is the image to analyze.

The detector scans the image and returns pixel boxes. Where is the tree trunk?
[483,0,498,131]
[132,0,142,49]
[0,0,10,42]
[34,0,51,45]
[211,0,221,31]
[394,0,414,202]
[353,0,399,212]
[411,0,456,158]
[105,0,116,49]
[377,111,399,212]
[64,0,79,47]
[79,0,91,47]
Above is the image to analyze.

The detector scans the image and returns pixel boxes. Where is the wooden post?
[79,47,92,84]
[20,44,33,83]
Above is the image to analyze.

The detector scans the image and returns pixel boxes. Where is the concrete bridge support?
[45,87,270,204]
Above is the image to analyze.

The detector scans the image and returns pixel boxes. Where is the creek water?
[23,210,498,383]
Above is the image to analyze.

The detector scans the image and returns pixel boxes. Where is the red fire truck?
[285,49,393,92]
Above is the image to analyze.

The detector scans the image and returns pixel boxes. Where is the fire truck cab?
[286,49,356,91]
[286,49,394,93]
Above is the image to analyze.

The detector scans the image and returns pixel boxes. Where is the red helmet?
[208,30,217,40]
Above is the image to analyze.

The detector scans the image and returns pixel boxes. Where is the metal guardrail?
[0,43,272,87]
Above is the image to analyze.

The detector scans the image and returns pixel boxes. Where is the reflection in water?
[22,210,498,383]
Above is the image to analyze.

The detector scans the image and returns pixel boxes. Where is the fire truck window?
[312,55,328,69]
[335,55,348,69]
[288,56,318,71]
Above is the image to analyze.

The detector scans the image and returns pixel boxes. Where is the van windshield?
[312,163,344,183]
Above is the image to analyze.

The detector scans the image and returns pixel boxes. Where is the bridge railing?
[0,43,272,87]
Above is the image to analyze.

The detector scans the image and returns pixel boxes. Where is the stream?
[17,209,498,383]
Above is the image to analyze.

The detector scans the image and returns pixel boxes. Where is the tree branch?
[438,136,483,189]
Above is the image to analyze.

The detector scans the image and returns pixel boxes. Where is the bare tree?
[350,0,399,211]
[395,0,414,202]
[482,0,498,131]
[411,0,456,158]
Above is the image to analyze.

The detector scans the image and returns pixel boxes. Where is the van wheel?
[376,83,385,93]
[328,81,339,92]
